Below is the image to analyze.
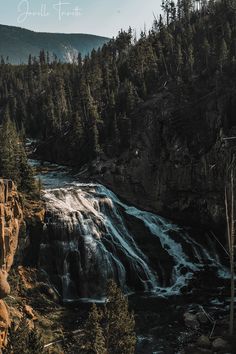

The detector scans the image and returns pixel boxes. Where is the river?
[30,159,230,353]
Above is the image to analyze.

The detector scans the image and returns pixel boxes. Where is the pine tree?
[111,114,121,155]
[39,50,46,66]
[187,43,195,76]
[103,280,136,354]
[28,54,32,66]
[90,122,101,158]
[80,304,107,354]
[176,43,183,75]
[17,142,35,193]
[28,329,44,353]
[125,81,138,114]
[0,112,35,193]
[218,38,228,72]
[87,92,101,158]
[202,37,210,68]
[4,317,44,354]
[0,112,20,183]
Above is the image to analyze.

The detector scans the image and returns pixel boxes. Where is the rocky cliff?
[93,89,234,236]
[34,81,235,237]
[0,180,23,348]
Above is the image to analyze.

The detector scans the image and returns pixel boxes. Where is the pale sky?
[0,0,162,37]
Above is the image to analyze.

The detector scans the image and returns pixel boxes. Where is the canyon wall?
[0,180,23,348]
[95,91,234,235]
[36,88,235,236]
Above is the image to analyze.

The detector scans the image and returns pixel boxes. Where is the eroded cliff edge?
[0,179,23,348]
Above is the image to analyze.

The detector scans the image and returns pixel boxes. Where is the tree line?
[0,111,35,194]
[0,0,236,179]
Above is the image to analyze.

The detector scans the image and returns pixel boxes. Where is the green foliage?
[28,330,45,353]
[104,280,136,354]
[80,304,107,354]
[0,1,235,165]
[0,115,35,193]
[79,281,136,354]
[4,317,44,354]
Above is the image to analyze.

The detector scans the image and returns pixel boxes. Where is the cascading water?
[35,162,228,301]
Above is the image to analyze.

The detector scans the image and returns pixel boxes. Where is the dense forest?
[0,116,35,193]
[0,0,236,176]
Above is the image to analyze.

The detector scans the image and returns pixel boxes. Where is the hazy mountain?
[0,24,109,64]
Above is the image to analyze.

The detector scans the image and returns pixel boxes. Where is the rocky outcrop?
[21,199,45,267]
[94,91,234,235]
[0,179,23,348]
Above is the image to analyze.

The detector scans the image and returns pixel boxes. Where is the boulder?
[212,338,229,352]
[0,271,10,299]
[40,283,59,302]
[196,312,209,324]
[184,312,200,330]
[196,335,211,349]
[24,305,37,321]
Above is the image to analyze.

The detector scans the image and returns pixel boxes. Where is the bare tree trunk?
[225,159,235,336]
[225,187,231,252]
[230,168,235,336]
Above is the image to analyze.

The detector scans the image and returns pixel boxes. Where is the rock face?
[212,338,229,352]
[96,92,234,235]
[0,179,23,348]
[184,312,200,330]
[196,335,211,349]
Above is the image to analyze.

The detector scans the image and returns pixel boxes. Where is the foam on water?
[39,180,228,300]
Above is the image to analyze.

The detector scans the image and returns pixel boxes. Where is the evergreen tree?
[0,0,234,169]
[39,50,46,66]
[4,317,44,354]
[28,329,44,353]
[80,304,107,354]
[176,43,183,75]
[0,113,35,193]
[17,142,35,193]
[187,43,195,76]
[202,37,210,68]
[0,113,20,183]
[111,114,121,155]
[218,38,228,72]
[87,92,101,158]
[103,280,136,354]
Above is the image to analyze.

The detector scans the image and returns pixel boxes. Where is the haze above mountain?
[0,24,109,64]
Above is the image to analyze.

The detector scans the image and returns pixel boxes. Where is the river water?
[30,159,230,353]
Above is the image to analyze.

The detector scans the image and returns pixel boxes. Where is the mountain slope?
[0,24,109,64]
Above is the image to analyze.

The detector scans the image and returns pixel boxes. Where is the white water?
[34,161,228,301]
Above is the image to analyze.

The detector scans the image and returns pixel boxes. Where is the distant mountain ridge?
[0,24,109,64]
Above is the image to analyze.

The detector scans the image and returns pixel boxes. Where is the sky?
[0,0,162,38]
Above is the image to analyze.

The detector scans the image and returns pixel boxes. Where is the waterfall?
[38,181,228,302]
